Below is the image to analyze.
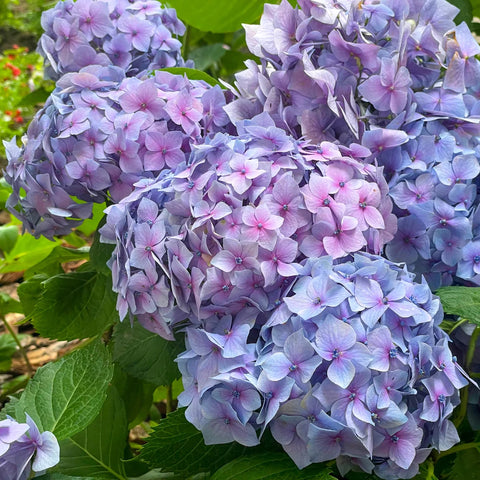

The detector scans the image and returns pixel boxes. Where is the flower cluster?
[176,254,470,479]
[227,0,480,287]
[0,414,59,480]
[5,66,231,238]
[100,113,395,338]
[37,0,187,80]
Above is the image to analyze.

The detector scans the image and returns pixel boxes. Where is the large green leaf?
[112,319,183,386]
[54,385,128,480]
[113,367,155,428]
[36,475,96,480]
[0,333,18,371]
[211,452,337,480]
[24,246,90,279]
[449,0,473,25]
[0,233,62,273]
[0,225,18,254]
[31,270,118,341]
[140,408,248,475]
[17,273,49,319]
[168,0,269,32]
[3,340,113,440]
[436,286,480,324]
[159,67,222,87]
[447,447,480,480]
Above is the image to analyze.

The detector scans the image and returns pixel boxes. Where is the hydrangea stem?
[437,441,480,459]
[1,314,33,377]
[182,25,191,59]
[454,326,479,428]
[166,383,173,414]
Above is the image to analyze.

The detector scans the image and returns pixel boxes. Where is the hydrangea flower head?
[5,69,232,238]
[38,0,187,80]
[100,114,395,336]
[228,0,480,287]
[175,253,469,479]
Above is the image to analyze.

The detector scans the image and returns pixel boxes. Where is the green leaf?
[169,0,269,32]
[0,225,18,253]
[54,385,127,480]
[436,286,480,324]
[127,469,174,480]
[0,292,23,315]
[0,333,18,371]
[474,0,480,18]
[0,374,29,399]
[449,0,473,25]
[31,271,118,341]
[24,245,90,279]
[159,67,222,87]
[17,86,54,107]
[113,367,155,428]
[447,447,480,480]
[2,339,113,440]
[189,43,227,71]
[153,378,183,403]
[211,452,337,480]
[112,319,183,386]
[17,273,49,319]
[140,408,248,475]
[0,233,61,274]
[62,232,87,248]
[89,219,114,276]
[36,475,97,480]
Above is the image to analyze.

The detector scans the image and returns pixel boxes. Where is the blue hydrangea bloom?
[5,69,233,238]
[175,253,469,479]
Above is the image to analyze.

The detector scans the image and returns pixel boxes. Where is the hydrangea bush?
[2,0,480,479]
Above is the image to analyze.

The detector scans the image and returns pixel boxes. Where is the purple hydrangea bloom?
[226,0,480,287]
[5,69,233,238]
[100,114,395,335]
[0,414,59,480]
[38,0,187,80]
